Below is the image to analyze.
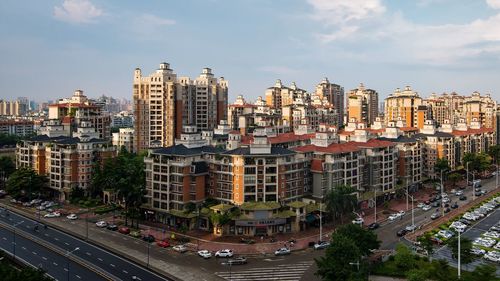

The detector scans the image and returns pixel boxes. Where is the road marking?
[122,270,128,274]
[2,237,6,240]
[86,252,91,256]
[122,237,128,240]
[54,238,59,241]
[97,257,103,261]
[32,251,37,255]
[76,275,81,279]
[110,263,115,267]
[42,256,47,260]
[134,241,139,244]
[64,268,68,272]
[22,247,26,250]
[44,233,49,237]
[53,262,58,266]
[64,242,69,246]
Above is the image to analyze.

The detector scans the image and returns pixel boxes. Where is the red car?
[119,227,130,234]
[157,240,170,248]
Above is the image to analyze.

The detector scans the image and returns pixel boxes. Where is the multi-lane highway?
[0,208,170,281]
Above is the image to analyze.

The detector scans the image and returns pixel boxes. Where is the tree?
[488,145,500,164]
[463,264,500,281]
[463,153,491,177]
[447,236,474,266]
[325,184,358,224]
[394,243,414,271]
[448,173,461,188]
[0,156,15,178]
[417,232,435,256]
[429,259,454,281]
[6,167,47,199]
[406,269,428,281]
[434,158,450,174]
[334,224,380,256]
[315,234,363,281]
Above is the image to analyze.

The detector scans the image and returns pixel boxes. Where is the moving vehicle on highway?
[314,241,330,250]
[173,245,187,253]
[197,249,212,258]
[96,221,108,228]
[215,249,234,258]
[226,257,247,265]
[66,214,78,220]
[274,247,291,256]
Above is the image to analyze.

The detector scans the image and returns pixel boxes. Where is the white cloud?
[487,0,500,9]
[53,0,102,24]
[137,14,176,26]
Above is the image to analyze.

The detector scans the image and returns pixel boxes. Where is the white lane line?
[22,246,26,250]
[2,237,6,240]
[76,275,81,279]
[54,237,59,241]
[53,262,58,266]
[42,256,48,260]
[64,268,68,272]
[44,233,49,237]
[32,251,37,255]
[110,263,115,267]
[86,252,91,256]
[97,257,103,261]
[122,270,128,274]
[64,242,69,246]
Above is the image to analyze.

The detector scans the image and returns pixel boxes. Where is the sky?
[1,0,500,103]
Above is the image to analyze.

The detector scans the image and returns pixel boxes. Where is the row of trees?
[315,224,380,280]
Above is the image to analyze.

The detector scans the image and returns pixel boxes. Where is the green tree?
[448,173,461,188]
[429,259,454,281]
[434,158,450,174]
[463,153,491,177]
[447,236,474,265]
[394,243,414,271]
[325,184,358,224]
[488,145,500,164]
[463,264,500,281]
[406,269,428,281]
[0,156,15,178]
[417,232,435,256]
[334,224,380,256]
[6,167,47,199]
[315,234,363,281]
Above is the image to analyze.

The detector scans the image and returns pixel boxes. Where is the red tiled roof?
[293,139,395,154]
[451,128,494,136]
[399,127,419,131]
[355,138,396,148]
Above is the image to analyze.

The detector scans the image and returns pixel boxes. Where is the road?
[0,208,170,281]
[0,224,105,281]
[375,177,499,250]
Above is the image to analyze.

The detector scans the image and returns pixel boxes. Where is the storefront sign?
[235,218,286,226]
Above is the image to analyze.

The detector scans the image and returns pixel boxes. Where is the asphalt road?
[0,224,104,281]
[0,208,169,281]
[375,177,499,250]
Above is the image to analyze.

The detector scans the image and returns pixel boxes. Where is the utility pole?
[458,228,461,279]
[441,170,444,217]
[66,247,80,281]
[374,188,377,223]
[12,221,24,261]
[406,177,409,211]
[319,202,322,242]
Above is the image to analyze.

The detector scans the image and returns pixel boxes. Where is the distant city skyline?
[2,0,500,103]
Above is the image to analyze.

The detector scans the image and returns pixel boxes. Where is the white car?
[405,225,417,232]
[314,241,330,250]
[215,249,234,258]
[471,247,486,255]
[95,221,108,228]
[437,230,454,239]
[66,214,78,220]
[274,247,291,256]
[197,250,212,258]
[455,190,463,196]
[422,205,431,211]
[398,210,405,217]
[173,245,187,253]
[494,242,500,251]
[484,251,500,262]
[388,214,400,221]
[44,212,60,218]
[417,202,425,208]
[484,231,500,239]
[442,197,450,203]
[352,218,364,225]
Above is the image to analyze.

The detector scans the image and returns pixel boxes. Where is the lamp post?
[406,193,415,230]
[12,221,25,261]
[319,202,322,242]
[440,170,445,217]
[458,227,461,279]
[86,207,89,241]
[373,188,377,223]
[406,177,409,211]
[66,247,80,281]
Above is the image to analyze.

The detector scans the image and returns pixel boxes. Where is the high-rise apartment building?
[133,63,228,152]
[265,80,307,109]
[384,86,423,128]
[314,78,344,127]
[347,83,378,126]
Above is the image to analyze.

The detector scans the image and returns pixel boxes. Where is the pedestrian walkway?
[215,261,314,281]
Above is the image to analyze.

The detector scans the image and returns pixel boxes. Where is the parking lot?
[433,201,500,274]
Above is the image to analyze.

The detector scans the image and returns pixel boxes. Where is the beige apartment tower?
[347,83,378,126]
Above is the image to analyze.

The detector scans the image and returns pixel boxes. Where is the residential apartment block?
[347,83,379,126]
[0,119,34,136]
[384,86,423,128]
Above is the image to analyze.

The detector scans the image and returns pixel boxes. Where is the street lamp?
[458,227,461,279]
[406,193,415,230]
[441,170,445,217]
[373,188,377,223]
[349,260,360,271]
[12,220,25,261]
[319,201,322,242]
[66,247,79,281]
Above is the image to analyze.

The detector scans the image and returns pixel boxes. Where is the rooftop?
[240,201,281,211]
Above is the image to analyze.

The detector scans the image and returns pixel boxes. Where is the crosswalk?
[215,261,314,281]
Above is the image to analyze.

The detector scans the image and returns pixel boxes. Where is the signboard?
[235,218,286,226]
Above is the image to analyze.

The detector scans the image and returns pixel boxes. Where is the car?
[442,197,450,203]
[430,236,443,245]
[157,240,170,248]
[44,212,60,218]
[388,214,399,221]
[455,190,464,196]
[437,230,454,239]
[226,257,247,265]
[471,247,486,255]
[451,202,458,209]
[495,242,500,251]
[475,191,482,197]
[484,231,500,239]
[118,227,130,234]
[405,225,417,232]
[130,231,141,238]
[173,245,187,253]
[107,224,118,231]
[459,195,467,201]
[314,241,330,250]
[368,222,380,230]
[274,247,291,256]
[352,218,364,225]
[422,205,431,211]
[215,249,234,258]
[417,202,425,208]
[429,197,436,203]
[398,210,406,216]
[197,249,212,258]
[66,214,78,220]
[142,234,155,243]
[432,201,440,207]
[490,225,500,232]
[484,251,500,263]
[396,229,408,237]
[431,213,440,220]
[424,200,431,205]
[444,203,450,208]
[36,205,46,211]
[444,207,451,213]
[96,221,108,228]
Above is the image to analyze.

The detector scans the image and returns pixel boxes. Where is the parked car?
[130,231,141,238]
[471,247,486,255]
[226,257,247,265]
[459,195,467,201]
[455,190,463,196]
[118,227,130,234]
[215,249,234,258]
[157,240,170,248]
[368,222,380,230]
[396,229,408,237]
[44,212,60,218]
[431,213,440,220]
[173,245,187,253]
[142,234,155,243]
[422,205,432,211]
[314,241,330,250]
[484,251,500,262]
[107,224,118,231]
[451,202,459,209]
[66,214,78,220]
[398,210,406,216]
[444,207,451,213]
[417,202,425,208]
[274,247,291,256]
[405,225,417,232]
[432,201,440,208]
[95,221,108,228]
[352,218,364,225]
[197,249,212,258]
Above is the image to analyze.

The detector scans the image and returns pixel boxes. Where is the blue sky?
[1,0,500,103]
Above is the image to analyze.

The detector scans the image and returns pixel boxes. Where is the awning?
[306,214,318,223]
